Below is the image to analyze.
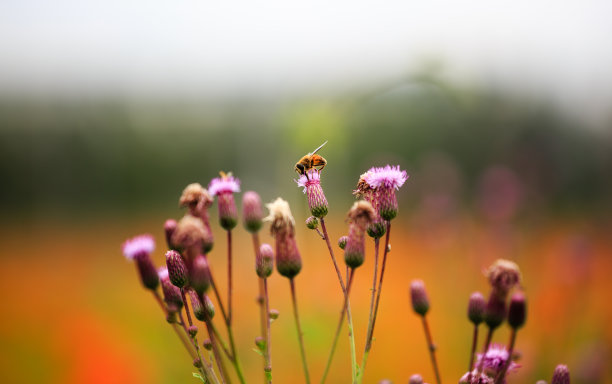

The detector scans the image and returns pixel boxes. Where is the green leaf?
[252,347,264,356]
[192,372,205,383]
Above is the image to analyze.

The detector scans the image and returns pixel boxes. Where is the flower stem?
[264,277,273,383]
[421,315,442,384]
[467,324,479,382]
[319,218,347,292]
[152,291,196,360]
[227,230,233,326]
[358,238,380,375]
[179,311,220,384]
[345,269,357,383]
[205,318,230,384]
[494,329,516,384]
[290,278,311,384]
[476,327,494,375]
[252,233,271,383]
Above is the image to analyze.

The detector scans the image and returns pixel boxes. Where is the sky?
[1,0,612,118]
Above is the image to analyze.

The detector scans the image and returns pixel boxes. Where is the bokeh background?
[1,1,612,383]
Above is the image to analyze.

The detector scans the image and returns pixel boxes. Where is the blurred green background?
[1,1,612,383]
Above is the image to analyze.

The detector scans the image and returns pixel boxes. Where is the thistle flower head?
[172,215,214,255]
[158,267,183,311]
[338,235,348,250]
[190,255,211,295]
[266,198,302,278]
[409,374,424,384]
[459,370,493,384]
[363,165,409,190]
[410,279,430,316]
[179,183,213,210]
[209,172,240,230]
[484,293,507,329]
[475,344,519,379]
[188,289,206,321]
[468,291,486,325]
[165,250,188,288]
[344,201,375,268]
[486,259,522,298]
[296,169,329,218]
[122,234,155,260]
[256,243,274,278]
[359,165,408,221]
[552,364,570,384]
[508,292,527,329]
[242,191,264,233]
[305,216,319,230]
[208,172,241,196]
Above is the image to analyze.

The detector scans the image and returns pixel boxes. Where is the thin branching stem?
[290,278,311,384]
[421,315,442,384]
[494,329,517,384]
[467,324,479,382]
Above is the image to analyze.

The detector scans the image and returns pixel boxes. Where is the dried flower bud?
[266,198,302,278]
[166,250,188,288]
[409,374,424,384]
[410,280,430,316]
[193,358,202,368]
[344,201,376,269]
[159,268,183,311]
[188,289,206,321]
[173,215,214,255]
[296,169,329,218]
[209,172,240,230]
[242,191,264,233]
[552,365,570,384]
[468,292,486,325]
[255,336,266,350]
[203,339,213,351]
[484,293,507,329]
[508,292,526,329]
[257,243,274,278]
[190,255,211,294]
[122,234,159,290]
[164,219,178,249]
[269,309,279,320]
[338,235,348,250]
[202,295,215,319]
[305,216,319,230]
[486,259,521,298]
[180,183,210,208]
[188,325,198,338]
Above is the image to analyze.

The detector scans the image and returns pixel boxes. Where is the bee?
[294,141,328,175]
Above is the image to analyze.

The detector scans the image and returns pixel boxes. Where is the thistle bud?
[193,358,202,368]
[122,234,159,290]
[164,219,177,249]
[188,325,198,338]
[172,215,214,256]
[190,255,211,294]
[484,293,507,329]
[338,236,348,250]
[508,292,526,329]
[305,216,319,230]
[166,250,188,288]
[188,289,206,321]
[203,339,213,351]
[269,309,279,320]
[255,336,266,350]
[242,191,264,233]
[266,198,302,278]
[257,243,274,278]
[296,169,328,218]
[409,374,424,384]
[468,292,486,325]
[159,268,183,311]
[486,259,521,298]
[202,295,215,319]
[209,172,240,230]
[367,220,387,239]
[552,365,570,384]
[344,201,376,269]
[410,280,430,316]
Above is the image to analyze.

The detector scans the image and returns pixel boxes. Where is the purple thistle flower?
[363,165,408,221]
[209,172,240,230]
[344,201,375,268]
[122,234,159,290]
[468,291,486,325]
[166,250,188,288]
[242,191,264,233]
[459,370,493,384]
[296,169,329,218]
[475,344,519,380]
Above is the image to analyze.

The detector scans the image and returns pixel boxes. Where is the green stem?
[290,278,311,384]
[467,324,479,382]
[227,230,233,326]
[152,291,197,360]
[264,278,273,383]
[494,329,516,384]
[179,311,220,384]
[421,315,442,384]
[346,269,357,383]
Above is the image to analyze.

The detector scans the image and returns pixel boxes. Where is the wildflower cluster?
[122,145,570,384]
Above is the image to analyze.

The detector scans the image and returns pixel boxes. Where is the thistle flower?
[242,191,264,233]
[508,292,526,329]
[188,288,206,321]
[166,250,188,288]
[159,267,183,312]
[552,364,570,384]
[172,215,214,257]
[296,169,329,218]
[305,216,319,230]
[344,201,376,268]
[459,370,493,384]
[484,293,507,329]
[468,292,486,325]
[257,243,274,278]
[266,198,301,278]
[209,172,240,230]
[190,254,211,295]
[164,219,177,249]
[122,234,159,290]
[486,259,521,298]
[410,279,430,316]
[354,171,386,239]
[338,235,348,250]
[360,165,409,221]
[409,374,424,384]
[475,344,519,379]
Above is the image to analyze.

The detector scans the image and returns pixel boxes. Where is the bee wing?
[310,140,328,155]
